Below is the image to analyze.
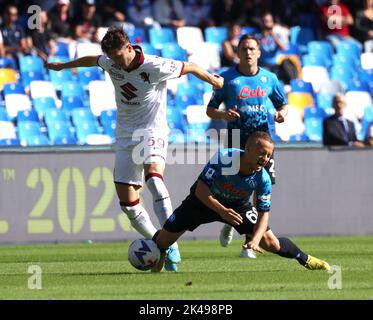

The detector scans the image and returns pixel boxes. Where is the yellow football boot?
[305,255,331,271]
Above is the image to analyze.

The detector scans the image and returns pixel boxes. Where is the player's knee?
[262,235,280,252]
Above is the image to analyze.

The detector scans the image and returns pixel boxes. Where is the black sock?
[244,234,251,244]
[152,230,167,252]
[278,237,308,265]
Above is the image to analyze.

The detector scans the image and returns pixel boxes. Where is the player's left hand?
[212,74,224,90]
[243,241,263,253]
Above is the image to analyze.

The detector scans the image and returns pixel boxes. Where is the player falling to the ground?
[206,35,288,258]
[46,27,224,271]
[152,131,330,272]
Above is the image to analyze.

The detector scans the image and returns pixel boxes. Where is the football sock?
[278,237,308,265]
[120,200,157,239]
[145,174,173,226]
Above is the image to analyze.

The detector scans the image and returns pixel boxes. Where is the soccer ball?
[128,239,160,271]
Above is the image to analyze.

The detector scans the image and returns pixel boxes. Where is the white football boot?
[240,248,257,259]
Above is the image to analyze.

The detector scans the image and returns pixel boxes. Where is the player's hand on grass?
[212,74,224,90]
[219,208,243,226]
[223,106,240,122]
[243,241,264,253]
[45,62,65,71]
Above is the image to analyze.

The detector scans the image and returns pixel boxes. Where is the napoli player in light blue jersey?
[207,35,289,258]
[151,132,330,272]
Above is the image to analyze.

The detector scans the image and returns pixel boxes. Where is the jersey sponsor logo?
[219,182,249,197]
[120,82,138,101]
[236,86,267,99]
[239,104,265,112]
[140,72,150,84]
[108,68,125,80]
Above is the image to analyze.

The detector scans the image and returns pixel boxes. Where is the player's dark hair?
[238,34,260,48]
[246,131,274,149]
[101,28,130,54]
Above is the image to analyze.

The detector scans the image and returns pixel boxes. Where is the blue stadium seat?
[24,134,50,146]
[205,27,228,48]
[62,96,85,114]
[18,121,42,143]
[75,121,100,144]
[49,69,74,91]
[101,119,116,139]
[19,55,44,73]
[303,107,328,120]
[289,133,310,142]
[316,92,335,110]
[3,83,25,95]
[167,106,185,131]
[0,138,20,146]
[140,43,161,56]
[0,57,17,70]
[21,70,45,89]
[100,109,117,125]
[47,121,75,142]
[347,80,370,92]
[33,97,56,119]
[307,41,333,68]
[128,27,148,44]
[290,79,314,95]
[53,136,78,145]
[17,109,39,123]
[149,27,175,50]
[0,107,9,121]
[290,26,316,54]
[71,108,97,127]
[55,41,70,58]
[304,117,323,141]
[332,54,359,72]
[241,26,259,35]
[77,67,102,89]
[177,81,204,98]
[61,81,85,98]
[330,67,356,90]
[302,54,328,68]
[175,93,201,109]
[161,43,187,61]
[336,40,362,60]
[44,108,69,127]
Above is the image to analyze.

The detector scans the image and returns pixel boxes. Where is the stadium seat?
[330,67,356,90]
[175,93,201,109]
[361,52,373,70]
[0,138,20,146]
[177,81,204,98]
[204,27,228,49]
[47,121,75,142]
[21,70,45,90]
[53,136,78,145]
[316,92,335,110]
[97,27,109,42]
[19,55,44,73]
[240,26,259,35]
[303,107,328,120]
[347,79,370,92]
[167,106,185,131]
[301,66,329,93]
[76,42,102,58]
[302,54,329,68]
[188,42,221,71]
[24,134,50,146]
[275,105,305,141]
[0,107,9,121]
[33,97,56,119]
[149,27,175,50]
[290,79,314,96]
[161,43,187,61]
[140,43,161,56]
[290,26,315,54]
[77,67,103,89]
[3,83,25,95]
[17,109,39,123]
[336,40,362,60]
[345,91,373,121]
[18,121,42,145]
[49,68,74,92]
[332,54,359,72]
[288,92,314,117]
[0,121,17,140]
[184,104,211,135]
[71,108,98,127]
[5,93,32,119]
[85,133,112,145]
[100,109,117,124]
[289,133,310,142]
[61,81,85,99]
[304,117,323,141]
[0,57,17,70]
[128,27,148,44]
[176,27,205,55]
[44,108,69,127]
[75,121,100,144]
[0,68,18,91]
[61,96,85,114]
[88,80,116,117]
[55,41,70,58]
[30,80,58,101]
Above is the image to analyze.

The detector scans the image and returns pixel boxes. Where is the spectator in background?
[319,0,360,48]
[126,0,155,28]
[221,22,241,67]
[364,121,373,145]
[27,10,56,62]
[72,0,102,43]
[323,93,365,147]
[48,0,73,39]
[153,0,186,28]
[238,0,268,30]
[210,0,241,27]
[184,0,213,29]
[0,4,31,58]
[354,0,373,52]
[96,0,127,27]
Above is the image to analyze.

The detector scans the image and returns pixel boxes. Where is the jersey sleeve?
[207,88,225,109]
[269,74,287,111]
[151,56,184,82]
[97,55,111,71]
[255,173,272,212]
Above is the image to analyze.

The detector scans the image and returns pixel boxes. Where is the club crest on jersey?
[260,76,268,83]
[140,72,150,84]
[237,86,267,99]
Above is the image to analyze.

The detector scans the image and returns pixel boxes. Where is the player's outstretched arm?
[181,62,224,90]
[206,105,240,122]
[244,211,269,253]
[45,55,100,71]
[195,180,243,226]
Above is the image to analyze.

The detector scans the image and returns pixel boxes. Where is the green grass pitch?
[0,236,372,300]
